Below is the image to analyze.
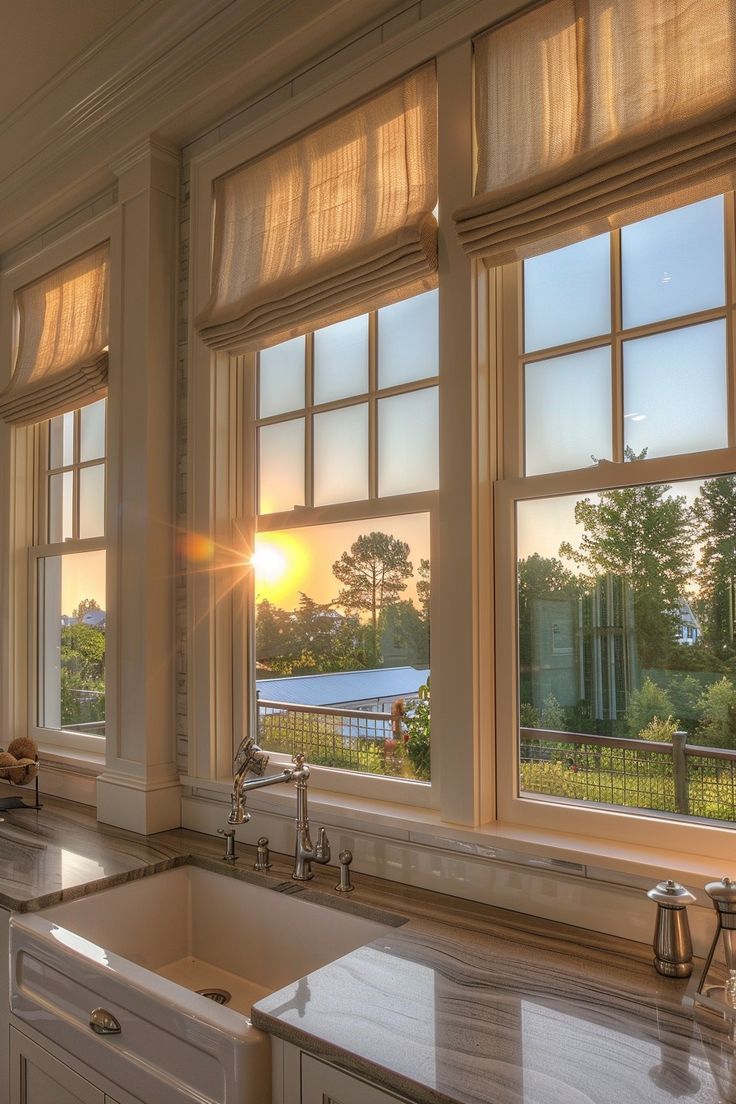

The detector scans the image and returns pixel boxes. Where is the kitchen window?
[495,192,736,847]
[248,290,437,796]
[31,400,107,755]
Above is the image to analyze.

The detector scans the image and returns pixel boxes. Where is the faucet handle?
[315,826,330,864]
[217,827,238,862]
[254,836,272,872]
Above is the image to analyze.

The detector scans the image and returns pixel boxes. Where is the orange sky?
[254,512,430,610]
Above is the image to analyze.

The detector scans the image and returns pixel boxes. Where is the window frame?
[238,303,440,807]
[493,191,736,859]
[28,403,107,756]
[0,211,119,766]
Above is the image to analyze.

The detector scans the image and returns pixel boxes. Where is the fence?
[257,699,394,774]
[520,727,736,821]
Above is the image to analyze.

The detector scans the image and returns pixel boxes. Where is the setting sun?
[250,543,288,584]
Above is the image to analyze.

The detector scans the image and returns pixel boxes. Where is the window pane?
[314,404,368,506]
[524,234,610,353]
[37,550,105,736]
[48,471,73,543]
[378,387,438,496]
[80,399,106,462]
[258,419,305,515]
[49,411,75,469]
[314,315,369,405]
[79,464,105,539]
[378,289,439,387]
[622,196,725,329]
[624,320,727,460]
[254,514,430,781]
[525,347,611,475]
[517,476,736,826]
[259,336,305,418]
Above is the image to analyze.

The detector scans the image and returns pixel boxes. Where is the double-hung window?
[0,241,110,759]
[251,292,437,791]
[32,401,107,754]
[495,192,736,845]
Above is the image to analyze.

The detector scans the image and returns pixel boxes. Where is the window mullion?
[725,191,736,449]
[368,311,378,500]
[305,332,314,508]
[611,227,624,464]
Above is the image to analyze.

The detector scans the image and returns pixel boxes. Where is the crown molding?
[0,0,405,255]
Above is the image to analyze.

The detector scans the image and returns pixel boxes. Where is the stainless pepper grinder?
[647,879,695,977]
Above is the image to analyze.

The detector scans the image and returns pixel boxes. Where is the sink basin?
[10,864,396,1104]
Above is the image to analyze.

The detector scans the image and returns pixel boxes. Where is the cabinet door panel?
[301,1054,407,1104]
[10,1027,104,1104]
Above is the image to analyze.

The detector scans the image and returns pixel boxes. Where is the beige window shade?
[455,0,736,265]
[197,64,438,352]
[0,243,109,426]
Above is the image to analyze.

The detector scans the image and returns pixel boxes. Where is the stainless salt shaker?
[647,879,696,977]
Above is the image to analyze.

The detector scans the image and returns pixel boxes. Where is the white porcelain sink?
[10,864,396,1104]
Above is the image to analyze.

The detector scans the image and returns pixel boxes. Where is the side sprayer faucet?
[228,736,331,881]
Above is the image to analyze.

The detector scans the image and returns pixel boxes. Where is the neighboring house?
[81,609,106,629]
[257,666,430,712]
[676,599,700,646]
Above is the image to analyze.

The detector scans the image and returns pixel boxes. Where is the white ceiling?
[0,0,142,122]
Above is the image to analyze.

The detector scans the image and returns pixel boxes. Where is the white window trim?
[492,207,736,863]
[0,209,121,766]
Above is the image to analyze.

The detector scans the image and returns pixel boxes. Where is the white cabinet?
[301,1055,409,1104]
[9,1027,130,1104]
[275,1042,411,1104]
[10,1027,104,1104]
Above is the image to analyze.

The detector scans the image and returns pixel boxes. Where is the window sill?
[183,774,728,899]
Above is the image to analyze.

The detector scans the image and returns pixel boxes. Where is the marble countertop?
[0,801,734,1104]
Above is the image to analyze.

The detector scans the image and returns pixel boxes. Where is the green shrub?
[626,677,674,738]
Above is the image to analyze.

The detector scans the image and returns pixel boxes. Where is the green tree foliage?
[72,597,102,621]
[416,558,430,621]
[692,476,736,656]
[540,692,566,731]
[559,454,694,665]
[379,600,429,666]
[60,623,105,728]
[695,677,736,749]
[332,532,413,662]
[256,595,366,676]
[639,715,680,743]
[404,681,430,781]
[625,677,676,738]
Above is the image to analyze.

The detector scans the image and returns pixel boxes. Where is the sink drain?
[196,988,231,1005]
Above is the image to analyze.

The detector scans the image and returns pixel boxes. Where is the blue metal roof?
[256,666,429,707]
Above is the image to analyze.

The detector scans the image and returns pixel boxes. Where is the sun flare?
[250,543,288,584]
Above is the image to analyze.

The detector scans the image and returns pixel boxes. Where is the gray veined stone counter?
[0,799,734,1104]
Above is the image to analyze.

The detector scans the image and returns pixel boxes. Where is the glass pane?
[525,347,611,475]
[79,464,105,539]
[80,399,106,462]
[622,196,725,329]
[258,419,305,515]
[624,320,727,460]
[37,549,105,736]
[48,471,73,543]
[314,404,368,506]
[314,315,369,405]
[378,387,438,497]
[516,475,736,826]
[259,336,305,418]
[524,234,610,352]
[49,411,75,469]
[253,513,430,780]
[378,289,439,387]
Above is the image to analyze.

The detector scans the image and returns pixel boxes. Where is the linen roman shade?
[0,243,109,426]
[455,0,736,265]
[197,64,438,352]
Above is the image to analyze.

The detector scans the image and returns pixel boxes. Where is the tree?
[416,558,431,622]
[625,677,675,738]
[559,453,694,665]
[379,600,429,666]
[692,476,736,656]
[72,597,102,621]
[695,677,736,749]
[332,532,413,661]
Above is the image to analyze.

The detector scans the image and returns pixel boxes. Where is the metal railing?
[257,699,394,774]
[520,727,736,821]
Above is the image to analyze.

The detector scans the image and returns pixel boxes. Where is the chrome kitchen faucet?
[228,736,331,880]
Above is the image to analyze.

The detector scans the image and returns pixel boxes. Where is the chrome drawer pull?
[89,1007,121,1035]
